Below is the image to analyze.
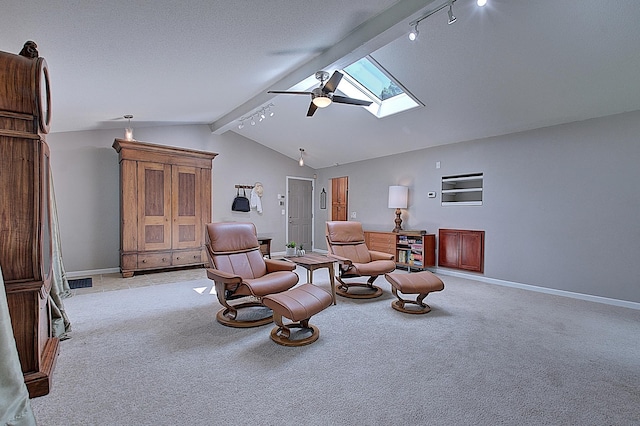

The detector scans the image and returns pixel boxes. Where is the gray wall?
[48,110,640,304]
[315,111,640,304]
[47,125,313,273]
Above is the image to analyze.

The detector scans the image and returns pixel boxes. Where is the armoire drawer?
[138,252,172,269]
[172,250,204,266]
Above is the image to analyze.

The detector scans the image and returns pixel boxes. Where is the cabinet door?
[438,230,460,268]
[171,165,202,250]
[137,162,172,251]
[460,231,484,272]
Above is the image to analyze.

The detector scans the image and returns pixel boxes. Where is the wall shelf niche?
[441,173,483,206]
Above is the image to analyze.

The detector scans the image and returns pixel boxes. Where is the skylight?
[338,56,422,118]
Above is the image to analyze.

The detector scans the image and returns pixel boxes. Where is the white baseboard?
[431,267,640,311]
[64,262,639,310]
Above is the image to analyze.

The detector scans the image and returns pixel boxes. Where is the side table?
[285,252,336,305]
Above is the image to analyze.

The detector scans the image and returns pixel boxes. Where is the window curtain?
[0,265,37,426]
[49,170,72,340]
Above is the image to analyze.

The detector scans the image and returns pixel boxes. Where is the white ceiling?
[2,0,640,169]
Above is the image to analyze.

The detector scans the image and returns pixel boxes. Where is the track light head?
[447,3,457,24]
[408,24,419,41]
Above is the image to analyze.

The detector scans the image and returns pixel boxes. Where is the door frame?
[286,176,315,251]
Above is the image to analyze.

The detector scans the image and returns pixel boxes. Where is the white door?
[287,177,313,251]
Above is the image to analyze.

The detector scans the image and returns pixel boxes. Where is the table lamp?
[388,185,408,233]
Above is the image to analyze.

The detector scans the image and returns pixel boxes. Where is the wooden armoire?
[0,43,59,397]
[112,139,217,277]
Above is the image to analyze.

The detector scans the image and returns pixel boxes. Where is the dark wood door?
[331,176,348,221]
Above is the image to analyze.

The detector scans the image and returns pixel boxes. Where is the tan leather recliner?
[205,222,298,327]
[326,221,396,299]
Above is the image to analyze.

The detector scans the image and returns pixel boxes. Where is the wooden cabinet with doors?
[0,45,59,397]
[113,139,217,277]
[331,176,348,221]
[438,229,485,273]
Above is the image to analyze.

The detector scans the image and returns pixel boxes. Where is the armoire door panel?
[137,162,171,251]
[172,166,202,249]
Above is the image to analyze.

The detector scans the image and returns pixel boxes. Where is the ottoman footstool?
[384,271,444,314]
[262,283,332,346]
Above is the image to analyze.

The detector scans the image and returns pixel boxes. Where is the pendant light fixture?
[299,148,305,166]
[124,115,134,141]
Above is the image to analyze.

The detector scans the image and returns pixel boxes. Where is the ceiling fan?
[268,70,372,117]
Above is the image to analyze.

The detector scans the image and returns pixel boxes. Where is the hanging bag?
[231,188,250,212]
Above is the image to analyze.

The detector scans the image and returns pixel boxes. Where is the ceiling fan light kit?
[268,70,372,117]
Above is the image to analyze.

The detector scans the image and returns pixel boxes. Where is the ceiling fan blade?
[332,95,372,106]
[322,71,343,94]
[307,102,318,117]
[268,90,313,95]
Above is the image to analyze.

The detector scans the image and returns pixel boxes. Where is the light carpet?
[30,270,640,425]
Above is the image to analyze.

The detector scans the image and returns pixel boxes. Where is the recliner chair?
[325,221,396,299]
[205,222,298,327]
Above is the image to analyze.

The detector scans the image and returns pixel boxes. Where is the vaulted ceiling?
[2,0,640,168]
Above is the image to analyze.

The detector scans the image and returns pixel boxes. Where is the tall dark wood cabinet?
[0,44,59,397]
[112,139,217,277]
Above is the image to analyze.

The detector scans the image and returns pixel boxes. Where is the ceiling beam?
[209,0,438,134]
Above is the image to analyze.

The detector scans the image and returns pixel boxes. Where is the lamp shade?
[388,185,408,209]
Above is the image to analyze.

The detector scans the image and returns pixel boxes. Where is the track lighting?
[447,2,457,25]
[408,24,419,41]
[407,0,463,41]
[298,148,305,167]
[237,103,275,129]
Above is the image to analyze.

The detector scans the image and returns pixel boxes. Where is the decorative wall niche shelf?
[441,173,483,206]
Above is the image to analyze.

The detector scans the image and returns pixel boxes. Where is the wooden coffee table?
[285,252,336,305]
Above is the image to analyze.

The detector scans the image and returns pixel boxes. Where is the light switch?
[351,212,357,219]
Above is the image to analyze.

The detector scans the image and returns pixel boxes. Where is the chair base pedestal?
[335,283,383,299]
[216,302,273,328]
